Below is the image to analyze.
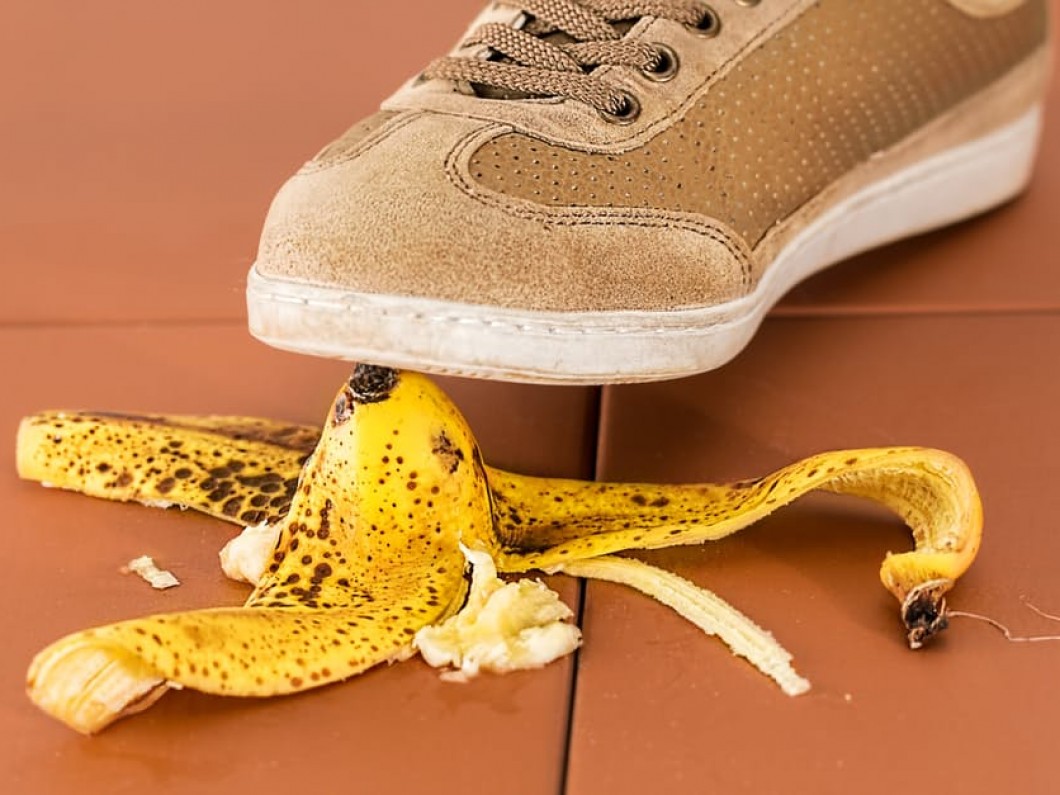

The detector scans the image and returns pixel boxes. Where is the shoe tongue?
[527,16,635,46]
[472,16,637,101]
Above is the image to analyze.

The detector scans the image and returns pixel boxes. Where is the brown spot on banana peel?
[333,389,355,426]
[431,432,465,474]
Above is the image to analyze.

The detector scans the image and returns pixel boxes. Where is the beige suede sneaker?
[248,0,1051,384]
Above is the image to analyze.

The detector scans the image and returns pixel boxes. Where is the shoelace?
[423,0,719,120]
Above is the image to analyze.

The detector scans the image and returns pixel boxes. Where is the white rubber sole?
[247,105,1043,385]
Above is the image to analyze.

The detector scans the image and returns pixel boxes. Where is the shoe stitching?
[298,111,423,174]
[255,283,748,337]
[444,121,755,293]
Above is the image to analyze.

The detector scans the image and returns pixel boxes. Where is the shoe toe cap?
[256,112,751,313]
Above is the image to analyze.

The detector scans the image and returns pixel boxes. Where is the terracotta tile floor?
[3,3,1058,793]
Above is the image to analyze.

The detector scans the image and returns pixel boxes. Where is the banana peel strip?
[17,367,984,734]
[549,556,810,696]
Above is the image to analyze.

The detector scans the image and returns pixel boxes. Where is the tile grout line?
[2,304,1060,333]
[558,568,588,795]
[769,304,1060,321]
[0,317,247,331]
[558,384,604,795]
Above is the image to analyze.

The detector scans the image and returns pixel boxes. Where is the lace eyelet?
[641,44,680,83]
[598,91,642,125]
[689,6,722,38]
[734,0,761,7]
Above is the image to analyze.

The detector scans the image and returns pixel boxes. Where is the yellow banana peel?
[17,366,982,734]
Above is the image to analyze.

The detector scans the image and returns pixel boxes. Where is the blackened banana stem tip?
[348,364,399,404]
[334,365,399,424]
[903,579,953,649]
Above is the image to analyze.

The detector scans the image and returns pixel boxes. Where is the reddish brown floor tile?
[0,325,595,793]
[0,0,484,324]
[571,314,1060,795]
[6,3,1060,793]
[778,10,1060,316]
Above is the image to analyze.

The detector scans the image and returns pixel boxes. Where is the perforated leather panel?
[469,0,1046,245]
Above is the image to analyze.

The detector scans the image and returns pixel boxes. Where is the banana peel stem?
[550,556,810,697]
